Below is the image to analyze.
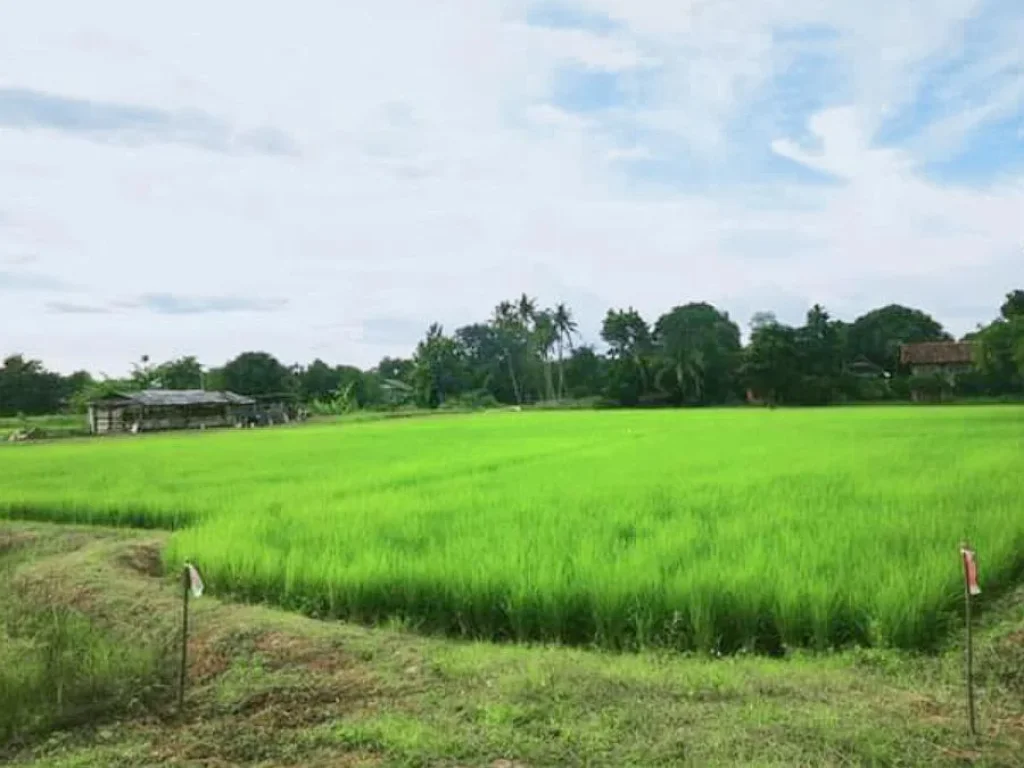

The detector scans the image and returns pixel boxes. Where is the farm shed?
[899,341,977,401]
[87,390,255,435]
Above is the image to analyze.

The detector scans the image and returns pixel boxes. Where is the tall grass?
[0,557,173,746]
[2,407,1022,652]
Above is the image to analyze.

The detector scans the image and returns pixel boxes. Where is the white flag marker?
[186,562,205,598]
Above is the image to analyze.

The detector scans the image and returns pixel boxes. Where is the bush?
[441,389,500,410]
[908,373,952,400]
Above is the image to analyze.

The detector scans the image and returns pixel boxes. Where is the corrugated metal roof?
[91,390,256,407]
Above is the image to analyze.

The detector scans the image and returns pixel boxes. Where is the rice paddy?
[2,406,1022,652]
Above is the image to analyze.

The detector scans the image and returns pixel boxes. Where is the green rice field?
[2,407,1022,652]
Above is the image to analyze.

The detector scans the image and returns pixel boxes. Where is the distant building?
[379,378,415,407]
[246,392,306,426]
[87,390,256,435]
[899,342,977,402]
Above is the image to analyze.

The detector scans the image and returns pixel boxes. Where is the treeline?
[3,290,1023,417]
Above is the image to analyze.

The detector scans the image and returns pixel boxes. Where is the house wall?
[908,362,974,403]
[90,404,134,434]
[90,403,245,434]
[910,363,973,377]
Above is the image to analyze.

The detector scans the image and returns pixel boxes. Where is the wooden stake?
[179,564,190,713]
[965,575,976,738]
[960,545,978,739]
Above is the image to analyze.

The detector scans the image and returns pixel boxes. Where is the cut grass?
[2,407,1023,652]
[3,521,1024,767]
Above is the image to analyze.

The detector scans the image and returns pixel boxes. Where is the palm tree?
[492,301,523,405]
[515,294,539,400]
[533,310,558,401]
[553,303,578,400]
[516,294,537,329]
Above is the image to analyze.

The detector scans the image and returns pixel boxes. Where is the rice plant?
[2,406,1022,652]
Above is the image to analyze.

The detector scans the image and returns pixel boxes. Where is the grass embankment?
[2,407,1023,653]
[0,528,174,748]
[3,521,1024,767]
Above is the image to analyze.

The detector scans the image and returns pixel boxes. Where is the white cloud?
[0,0,1021,373]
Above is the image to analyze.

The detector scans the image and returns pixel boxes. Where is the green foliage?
[221,351,295,397]
[563,345,605,399]
[1000,289,1024,320]
[7,288,1024,417]
[975,299,1024,395]
[4,408,1023,653]
[846,305,950,374]
[442,389,500,410]
[412,323,466,408]
[652,303,742,404]
[743,321,799,404]
[601,308,653,403]
[0,356,72,417]
[908,373,953,400]
[156,356,204,390]
[308,380,361,416]
[742,307,850,406]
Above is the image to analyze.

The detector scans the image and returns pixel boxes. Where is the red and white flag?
[186,562,205,598]
[960,548,981,596]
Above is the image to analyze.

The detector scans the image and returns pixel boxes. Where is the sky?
[1,0,1022,375]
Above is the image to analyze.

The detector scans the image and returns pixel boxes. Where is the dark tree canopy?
[7,288,1022,418]
[0,356,66,416]
[155,356,204,390]
[221,352,294,396]
[1001,290,1024,320]
[652,303,742,405]
[847,305,950,374]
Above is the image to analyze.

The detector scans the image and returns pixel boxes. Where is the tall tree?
[793,305,846,405]
[492,301,526,405]
[552,302,578,400]
[412,323,465,408]
[1000,290,1024,321]
[299,359,341,402]
[601,307,652,398]
[533,309,558,401]
[221,352,294,396]
[0,355,65,416]
[563,345,605,399]
[601,308,654,406]
[154,356,205,390]
[975,290,1024,394]
[61,370,95,404]
[129,355,159,390]
[749,311,778,332]
[847,305,950,374]
[652,303,742,405]
[516,293,538,329]
[742,320,799,405]
[455,324,504,398]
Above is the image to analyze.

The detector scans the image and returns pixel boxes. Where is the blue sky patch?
[551,68,627,112]
[875,0,1022,166]
[525,0,620,34]
[772,24,841,44]
[0,88,297,156]
[921,115,1024,184]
